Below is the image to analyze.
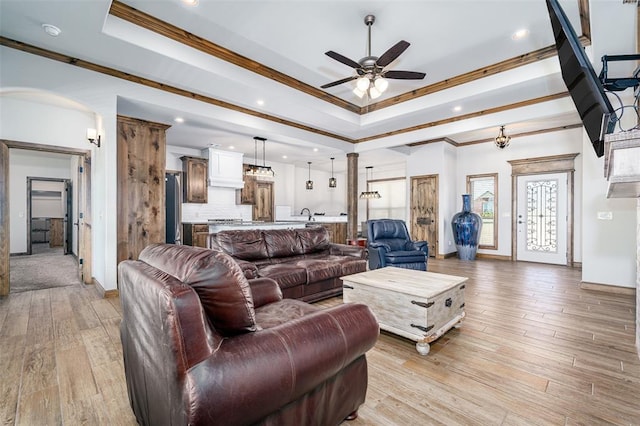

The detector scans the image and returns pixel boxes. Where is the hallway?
[9,244,81,293]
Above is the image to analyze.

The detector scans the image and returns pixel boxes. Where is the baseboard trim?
[10,252,29,256]
[441,252,457,259]
[93,278,119,298]
[580,281,636,295]
[476,253,512,261]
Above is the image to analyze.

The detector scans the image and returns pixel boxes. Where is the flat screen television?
[545,0,616,157]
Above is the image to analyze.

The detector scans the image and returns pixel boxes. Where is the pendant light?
[329,157,337,188]
[245,136,274,178]
[494,125,511,149]
[306,162,313,190]
[359,166,381,199]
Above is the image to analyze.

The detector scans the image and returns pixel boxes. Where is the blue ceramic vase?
[451,194,482,260]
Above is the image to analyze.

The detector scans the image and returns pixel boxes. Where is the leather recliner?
[118,243,379,426]
[366,219,429,270]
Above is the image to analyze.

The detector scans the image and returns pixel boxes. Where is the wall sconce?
[329,157,337,188]
[87,128,101,148]
[305,162,313,190]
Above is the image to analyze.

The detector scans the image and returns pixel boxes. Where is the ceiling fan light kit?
[321,14,425,101]
[374,77,388,92]
[356,76,370,92]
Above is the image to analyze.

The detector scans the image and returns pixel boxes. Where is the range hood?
[202,147,245,189]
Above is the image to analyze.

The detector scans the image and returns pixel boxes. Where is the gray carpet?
[10,244,82,293]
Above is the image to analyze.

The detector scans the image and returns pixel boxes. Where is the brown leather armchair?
[119,244,379,426]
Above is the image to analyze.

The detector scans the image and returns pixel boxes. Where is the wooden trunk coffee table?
[341,267,467,355]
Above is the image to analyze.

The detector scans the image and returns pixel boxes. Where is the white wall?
[273,161,296,208]
[0,88,106,283]
[454,128,583,259]
[581,134,637,288]
[9,150,72,253]
[407,142,453,256]
[31,180,65,218]
[294,164,347,216]
[636,199,639,355]
[404,126,636,288]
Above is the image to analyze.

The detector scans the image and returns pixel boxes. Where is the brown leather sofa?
[119,244,379,426]
[208,226,367,302]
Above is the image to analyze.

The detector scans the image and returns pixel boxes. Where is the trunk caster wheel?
[416,342,430,355]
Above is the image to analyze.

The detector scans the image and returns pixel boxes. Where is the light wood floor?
[0,258,638,425]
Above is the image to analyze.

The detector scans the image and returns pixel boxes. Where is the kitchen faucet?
[300,208,311,220]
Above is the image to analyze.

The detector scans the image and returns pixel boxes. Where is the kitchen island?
[182,220,347,247]
[276,211,348,244]
[183,221,307,248]
[304,222,348,244]
[208,220,306,233]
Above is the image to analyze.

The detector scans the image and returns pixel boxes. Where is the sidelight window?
[466,174,498,249]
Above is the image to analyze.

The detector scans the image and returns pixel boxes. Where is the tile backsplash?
[181,187,251,222]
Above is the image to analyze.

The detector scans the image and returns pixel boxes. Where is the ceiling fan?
[321,14,426,99]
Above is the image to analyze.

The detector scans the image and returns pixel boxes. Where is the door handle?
[416,217,433,225]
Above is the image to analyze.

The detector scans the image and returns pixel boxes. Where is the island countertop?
[279,216,348,223]
[208,221,307,233]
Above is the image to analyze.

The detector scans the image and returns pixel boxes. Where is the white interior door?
[516,173,567,265]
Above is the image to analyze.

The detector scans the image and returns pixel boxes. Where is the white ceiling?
[0,0,636,172]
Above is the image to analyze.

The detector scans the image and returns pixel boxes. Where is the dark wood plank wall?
[116,116,169,264]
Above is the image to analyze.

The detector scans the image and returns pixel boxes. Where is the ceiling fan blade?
[321,76,358,89]
[384,70,426,80]
[376,40,410,67]
[325,51,361,69]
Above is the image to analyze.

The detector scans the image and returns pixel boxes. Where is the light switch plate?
[597,211,613,220]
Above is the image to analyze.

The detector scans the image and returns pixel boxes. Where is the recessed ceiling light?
[313,148,318,152]
[174,117,184,123]
[282,155,288,159]
[42,24,61,37]
[182,0,199,6]
[453,106,462,112]
[512,29,529,40]
[256,99,265,106]
[228,145,235,150]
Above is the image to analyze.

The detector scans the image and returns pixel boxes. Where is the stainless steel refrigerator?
[165,173,181,244]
